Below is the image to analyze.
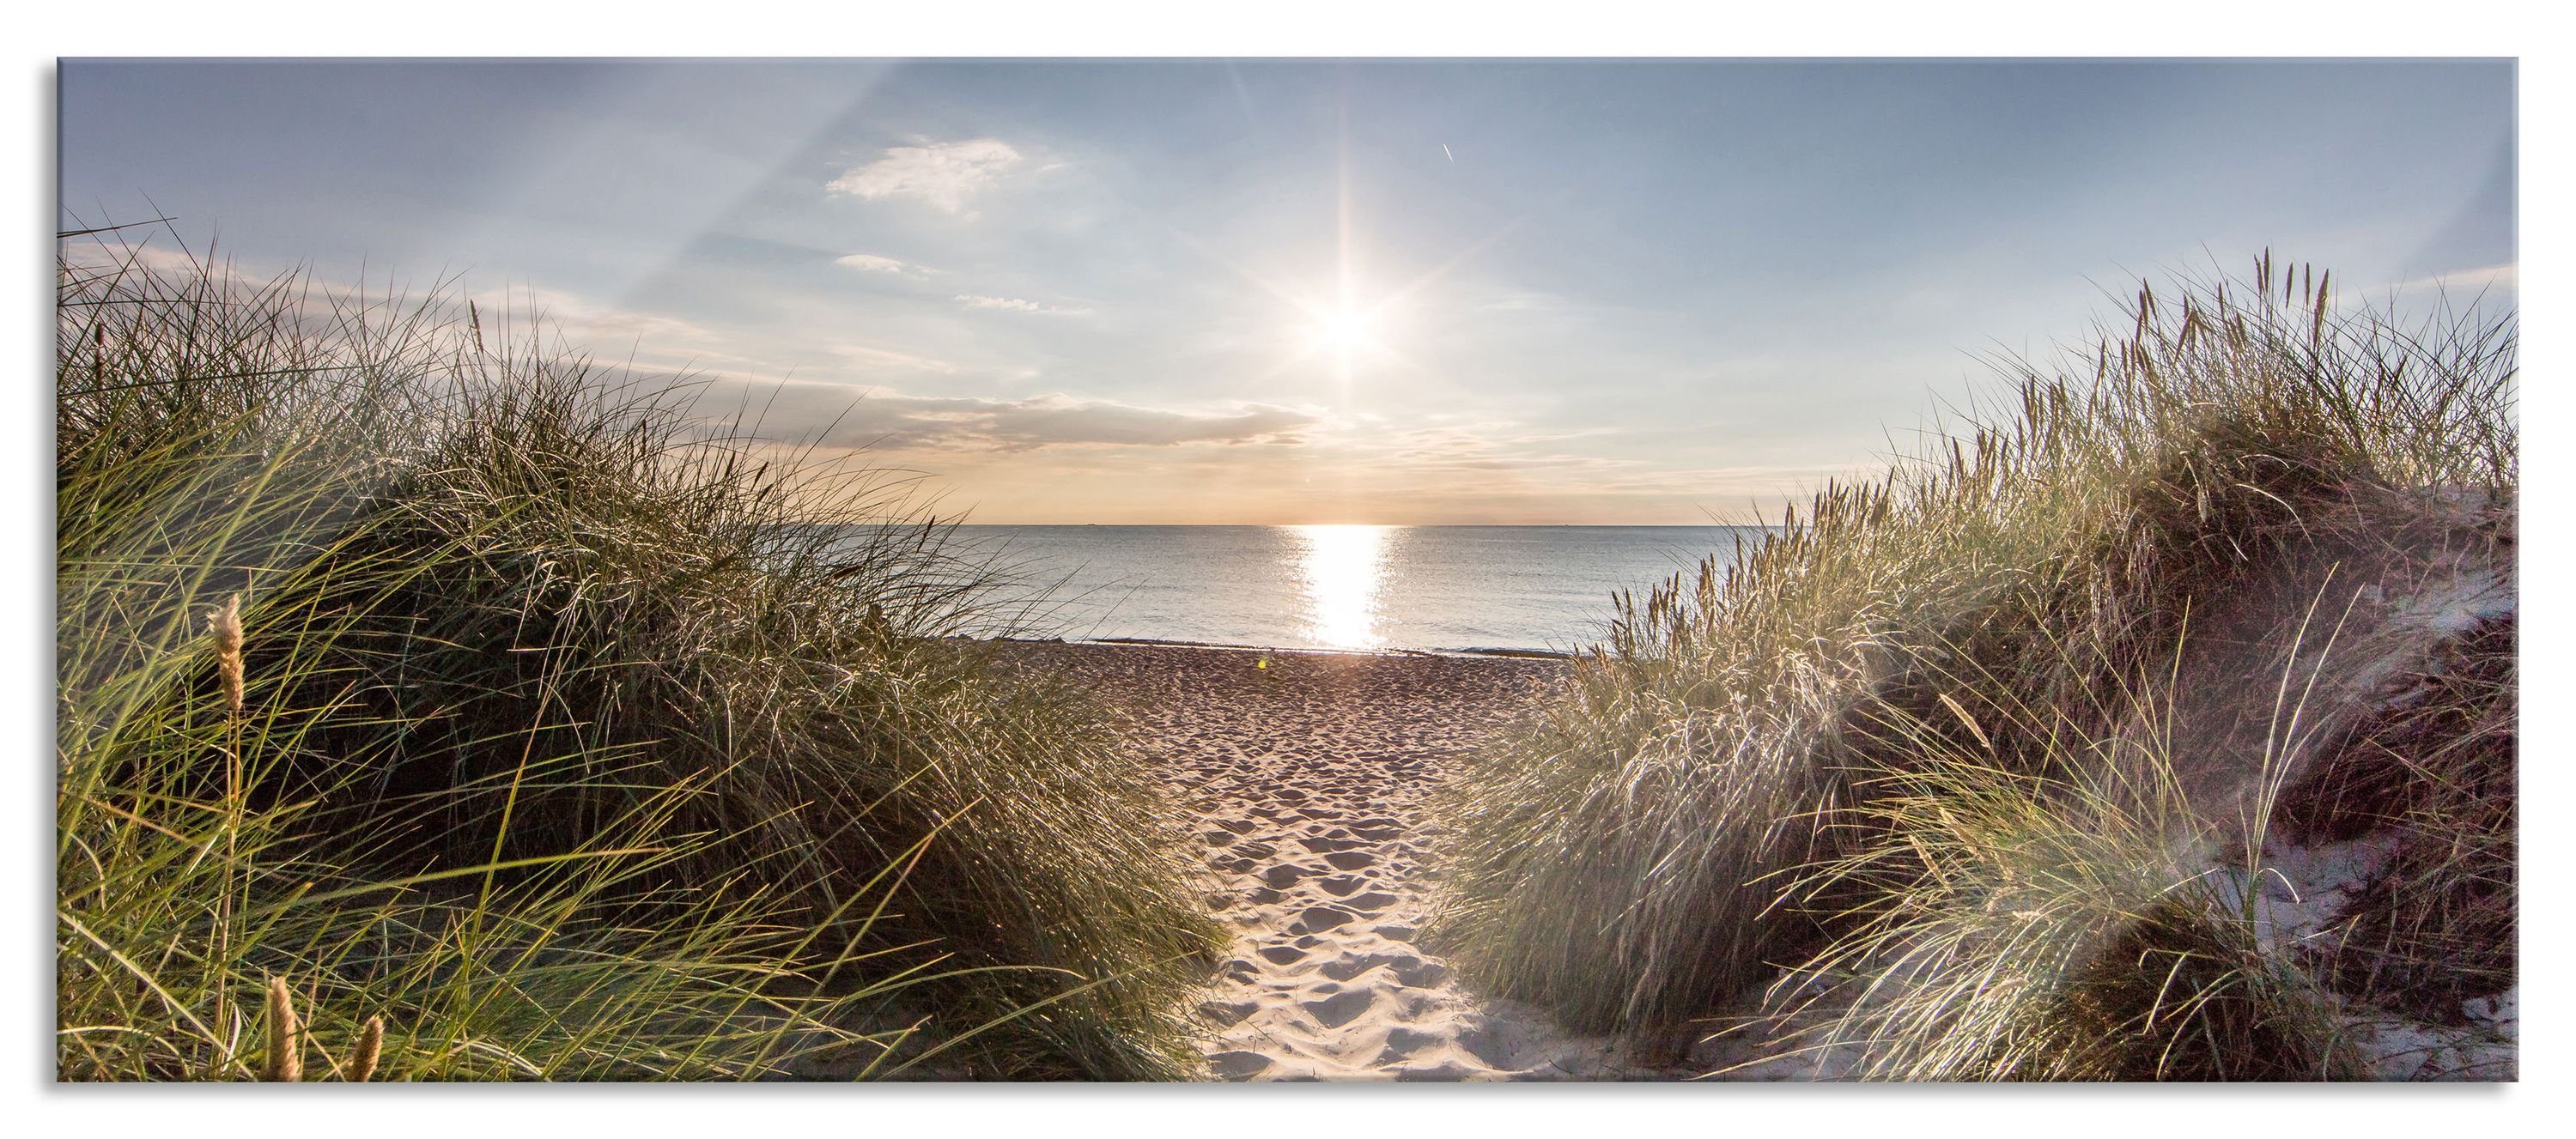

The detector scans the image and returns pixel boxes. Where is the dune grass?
[55,232,1224,1081]
[1431,254,2515,1077]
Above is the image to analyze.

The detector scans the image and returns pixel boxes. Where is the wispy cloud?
[708,379,1317,452]
[954,294,1092,317]
[827,138,1024,214]
[834,252,932,276]
[465,283,720,351]
[2384,262,2518,298]
[828,342,958,374]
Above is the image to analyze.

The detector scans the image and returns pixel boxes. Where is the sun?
[1285,294,1405,392]
[1308,306,1374,354]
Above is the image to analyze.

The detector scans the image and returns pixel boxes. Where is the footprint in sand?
[1303,990,1376,1029]
[1319,953,1404,982]
[1198,998,1258,1026]
[1383,1027,1439,1053]
[1391,958,1449,987]
[1287,906,1357,935]
[1261,863,1316,888]
[1394,1061,1481,1081]
[1208,1050,1272,1078]
[1343,891,1400,912]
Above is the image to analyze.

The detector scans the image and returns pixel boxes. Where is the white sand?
[1041,641,1689,1081]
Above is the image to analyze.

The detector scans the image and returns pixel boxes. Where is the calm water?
[946,525,1765,654]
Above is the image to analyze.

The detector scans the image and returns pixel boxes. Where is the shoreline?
[978,634,1579,662]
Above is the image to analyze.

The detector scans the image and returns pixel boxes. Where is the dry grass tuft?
[56,224,1221,1081]
[1432,252,2514,1079]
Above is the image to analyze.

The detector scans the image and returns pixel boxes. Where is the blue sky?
[59,59,2515,523]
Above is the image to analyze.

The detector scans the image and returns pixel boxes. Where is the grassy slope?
[55,239,1222,1081]
[1432,256,2516,1078]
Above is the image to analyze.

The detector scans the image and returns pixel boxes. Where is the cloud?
[61,238,205,277]
[828,342,958,374]
[969,394,1313,450]
[827,139,1024,213]
[2384,262,2518,298]
[437,282,757,379]
[954,294,1092,317]
[708,380,1317,453]
[834,252,930,276]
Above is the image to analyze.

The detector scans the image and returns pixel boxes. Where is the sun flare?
[1309,306,1373,354]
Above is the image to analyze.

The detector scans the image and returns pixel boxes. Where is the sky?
[58,58,2516,524]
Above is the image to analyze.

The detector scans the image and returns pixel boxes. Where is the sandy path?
[1030,640,1679,1081]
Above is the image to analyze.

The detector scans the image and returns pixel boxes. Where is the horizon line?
[882,520,1788,528]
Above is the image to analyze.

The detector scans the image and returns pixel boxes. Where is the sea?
[940,525,1766,655]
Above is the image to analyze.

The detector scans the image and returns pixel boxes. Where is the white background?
[10,4,2560,1133]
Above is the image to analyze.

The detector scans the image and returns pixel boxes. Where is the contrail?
[1442,143,1455,164]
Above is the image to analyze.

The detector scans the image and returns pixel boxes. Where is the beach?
[1014,641,1674,1081]
[54,58,2518,1093]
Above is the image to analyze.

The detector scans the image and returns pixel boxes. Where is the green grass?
[56,232,1224,1081]
[1430,253,2515,1077]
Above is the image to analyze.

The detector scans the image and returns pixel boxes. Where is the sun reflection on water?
[1290,524,1394,650]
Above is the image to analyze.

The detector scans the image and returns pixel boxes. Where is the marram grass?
[1431,252,2514,1078]
[56,230,1222,1081]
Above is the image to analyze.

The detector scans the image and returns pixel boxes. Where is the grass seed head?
[346,1015,384,1082]
[209,594,245,716]
[261,975,301,1082]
